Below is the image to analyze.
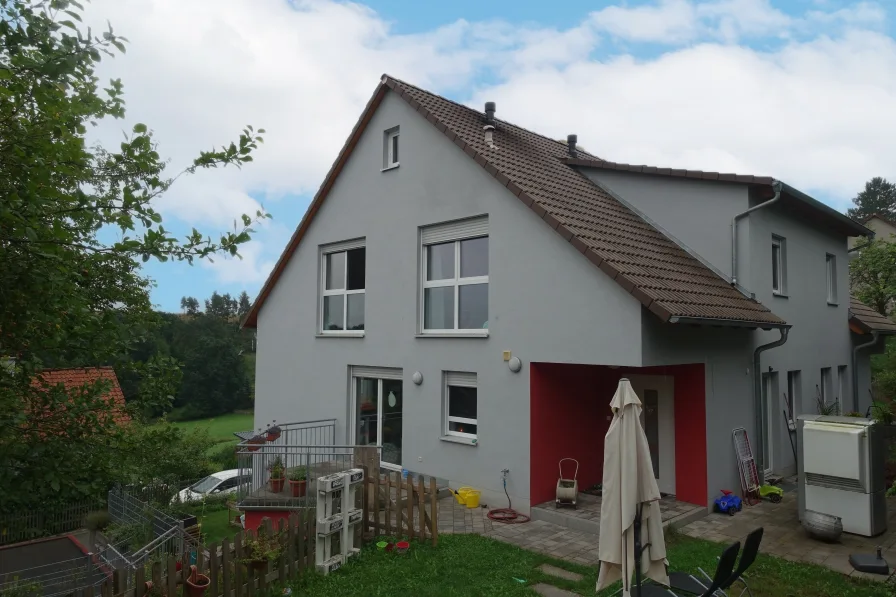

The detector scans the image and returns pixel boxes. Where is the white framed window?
[383,127,399,170]
[320,240,365,334]
[772,235,786,295]
[826,254,838,304]
[443,371,477,443]
[421,217,489,335]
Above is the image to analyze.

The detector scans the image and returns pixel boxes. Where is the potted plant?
[265,421,281,442]
[247,434,265,452]
[241,527,283,572]
[184,565,210,597]
[288,466,308,497]
[268,456,285,493]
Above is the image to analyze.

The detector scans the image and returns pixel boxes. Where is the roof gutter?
[851,331,879,413]
[731,180,783,287]
[753,327,789,485]
[668,316,789,330]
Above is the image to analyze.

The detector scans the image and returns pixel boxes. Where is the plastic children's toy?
[759,484,784,503]
[713,490,743,516]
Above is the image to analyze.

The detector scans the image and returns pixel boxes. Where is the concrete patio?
[530,492,705,535]
[678,493,896,584]
[434,491,896,584]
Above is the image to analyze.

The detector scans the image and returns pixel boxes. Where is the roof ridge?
[382,74,600,160]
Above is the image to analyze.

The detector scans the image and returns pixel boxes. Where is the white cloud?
[79,0,896,289]
[201,240,277,284]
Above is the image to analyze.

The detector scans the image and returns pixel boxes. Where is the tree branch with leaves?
[0,0,269,511]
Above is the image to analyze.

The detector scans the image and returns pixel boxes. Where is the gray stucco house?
[243,75,896,513]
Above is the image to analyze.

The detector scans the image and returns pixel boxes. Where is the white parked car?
[173,469,248,504]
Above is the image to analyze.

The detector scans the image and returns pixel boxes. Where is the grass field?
[171,412,254,444]
[288,532,891,597]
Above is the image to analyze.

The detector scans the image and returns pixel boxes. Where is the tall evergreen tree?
[847,177,896,221]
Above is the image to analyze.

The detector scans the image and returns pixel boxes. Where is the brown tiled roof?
[243,75,785,328]
[35,367,130,426]
[564,157,775,185]
[849,296,896,334]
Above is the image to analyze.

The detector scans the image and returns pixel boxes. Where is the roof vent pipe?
[567,134,578,157]
[484,102,496,126]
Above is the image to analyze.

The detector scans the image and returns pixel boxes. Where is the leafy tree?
[205,291,238,319]
[849,239,896,316]
[847,177,896,222]
[238,291,252,319]
[174,315,252,418]
[180,296,200,315]
[0,0,266,511]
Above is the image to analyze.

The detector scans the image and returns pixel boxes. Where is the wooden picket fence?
[94,513,315,597]
[362,465,439,546]
[86,465,441,597]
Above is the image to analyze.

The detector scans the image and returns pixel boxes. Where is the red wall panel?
[530,363,707,507]
[530,363,617,505]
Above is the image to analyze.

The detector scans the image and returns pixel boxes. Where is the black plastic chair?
[638,540,741,597]
[668,528,764,597]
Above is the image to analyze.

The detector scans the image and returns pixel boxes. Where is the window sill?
[381,163,400,172]
[316,332,365,338]
[416,331,489,339]
[440,435,478,446]
[827,301,839,307]
[772,292,788,299]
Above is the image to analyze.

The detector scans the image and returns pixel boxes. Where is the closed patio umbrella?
[596,378,668,596]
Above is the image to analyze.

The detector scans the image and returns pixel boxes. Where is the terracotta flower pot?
[288,479,307,497]
[185,566,210,597]
[248,435,265,452]
[270,477,285,493]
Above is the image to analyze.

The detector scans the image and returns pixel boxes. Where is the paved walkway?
[436,493,896,585]
[677,494,896,584]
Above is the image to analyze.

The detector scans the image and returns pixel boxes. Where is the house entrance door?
[627,375,676,496]
[350,369,403,470]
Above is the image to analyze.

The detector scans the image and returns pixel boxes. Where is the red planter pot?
[288,479,307,497]
[270,477,285,493]
[247,435,265,452]
[185,566,210,597]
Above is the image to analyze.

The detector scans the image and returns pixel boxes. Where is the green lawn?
[171,412,254,443]
[287,532,891,597]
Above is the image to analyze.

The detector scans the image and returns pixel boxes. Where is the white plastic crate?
[316,554,343,575]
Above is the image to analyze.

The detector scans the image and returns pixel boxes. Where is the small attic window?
[383,127,399,170]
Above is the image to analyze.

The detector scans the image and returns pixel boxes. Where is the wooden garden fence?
[362,465,439,547]
[92,514,314,597]
[86,466,440,597]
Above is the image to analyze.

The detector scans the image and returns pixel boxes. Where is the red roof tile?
[243,76,786,329]
[35,367,130,426]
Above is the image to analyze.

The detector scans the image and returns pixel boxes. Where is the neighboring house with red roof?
[242,75,886,514]
[34,367,130,427]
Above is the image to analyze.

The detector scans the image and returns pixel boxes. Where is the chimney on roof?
[567,134,578,157]
[484,101,496,126]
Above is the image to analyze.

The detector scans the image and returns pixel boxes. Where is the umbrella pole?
[634,503,642,597]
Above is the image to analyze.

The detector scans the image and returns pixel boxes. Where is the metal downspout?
[852,331,879,413]
[731,181,783,286]
[753,327,789,484]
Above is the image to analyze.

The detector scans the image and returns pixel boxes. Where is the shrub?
[210,443,238,471]
[85,510,112,531]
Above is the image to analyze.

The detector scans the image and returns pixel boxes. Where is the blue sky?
[84,0,896,312]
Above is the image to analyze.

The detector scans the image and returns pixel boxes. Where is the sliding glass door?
[352,377,403,468]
